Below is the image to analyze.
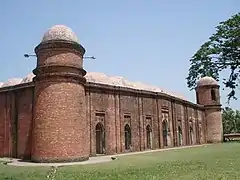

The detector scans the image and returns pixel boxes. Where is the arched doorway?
[96,123,105,154]
[124,124,132,150]
[178,126,183,146]
[199,125,202,143]
[189,126,194,145]
[211,89,216,101]
[162,120,168,147]
[146,125,152,149]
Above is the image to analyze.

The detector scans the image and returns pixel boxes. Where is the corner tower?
[196,76,223,143]
[31,25,89,162]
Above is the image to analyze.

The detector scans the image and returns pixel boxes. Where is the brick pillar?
[168,103,174,147]
[158,99,163,148]
[106,92,116,155]
[138,95,144,151]
[153,98,159,149]
[31,25,89,162]
[86,88,92,156]
[181,107,187,146]
[196,77,223,143]
[115,90,121,153]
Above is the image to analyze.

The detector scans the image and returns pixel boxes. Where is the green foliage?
[186,13,240,101]
[222,107,240,134]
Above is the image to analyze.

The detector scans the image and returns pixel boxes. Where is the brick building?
[0,25,223,163]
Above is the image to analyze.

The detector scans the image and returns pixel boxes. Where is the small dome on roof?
[197,76,218,87]
[21,73,35,83]
[41,25,79,43]
[2,78,22,87]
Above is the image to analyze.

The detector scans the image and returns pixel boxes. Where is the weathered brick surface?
[17,87,33,159]
[196,85,223,143]
[0,82,210,160]
[31,41,89,163]
[196,86,220,105]
[4,92,12,157]
[0,42,222,161]
[0,92,6,157]
[205,107,223,143]
[32,81,88,162]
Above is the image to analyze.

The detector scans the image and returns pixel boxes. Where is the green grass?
[1,143,240,180]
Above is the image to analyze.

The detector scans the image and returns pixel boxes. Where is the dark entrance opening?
[96,123,105,154]
[189,126,194,145]
[146,125,152,149]
[162,120,168,147]
[124,124,132,150]
[178,126,182,146]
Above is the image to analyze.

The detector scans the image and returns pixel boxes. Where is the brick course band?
[35,40,85,56]
[33,65,87,76]
[33,73,86,84]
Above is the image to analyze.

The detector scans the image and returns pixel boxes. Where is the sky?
[0,0,239,109]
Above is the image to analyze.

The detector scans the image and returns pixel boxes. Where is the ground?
[1,143,240,180]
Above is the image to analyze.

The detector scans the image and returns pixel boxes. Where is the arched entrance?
[124,124,132,150]
[199,125,202,143]
[146,125,152,149]
[189,126,194,145]
[96,123,105,154]
[178,126,183,146]
[162,120,168,147]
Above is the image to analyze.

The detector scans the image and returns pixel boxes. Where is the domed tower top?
[34,25,85,69]
[196,76,218,87]
[41,25,79,43]
[195,76,220,105]
[195,78,223,143]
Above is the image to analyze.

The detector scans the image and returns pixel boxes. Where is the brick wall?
[17,87,33,159]
[86,84,205,156]
[0,83,206,159]
[31,81,88,162]
[0,92,7,157]
[0,86,34,159]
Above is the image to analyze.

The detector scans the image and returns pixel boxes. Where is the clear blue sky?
[0,0,239,109]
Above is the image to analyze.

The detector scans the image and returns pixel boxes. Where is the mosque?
[0,25,223,163]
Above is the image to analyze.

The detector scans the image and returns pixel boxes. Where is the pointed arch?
[211,89,216,101]
[146,125,153,149]
[124,124,132,150]
[199,124,202,143]
[162,120,168,146]
[95,122,105,154]
[178,126,183,146]
[189,126,194,145]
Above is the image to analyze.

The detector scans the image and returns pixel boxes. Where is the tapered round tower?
[31,25,89,162]
[196,76,223,143]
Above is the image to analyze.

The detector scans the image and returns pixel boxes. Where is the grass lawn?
[1,143,240,180]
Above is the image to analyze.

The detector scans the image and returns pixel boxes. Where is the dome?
[85,72,185,99]
[197,76,218,87]
[21,73,35,83]
[2,78,22,87]
[3,72,185,100]
[41,25,79,43]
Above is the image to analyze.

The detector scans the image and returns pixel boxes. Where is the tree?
[186,13,240,101]
[222,107,240,134]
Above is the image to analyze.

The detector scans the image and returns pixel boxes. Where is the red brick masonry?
[0,40,223,162]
